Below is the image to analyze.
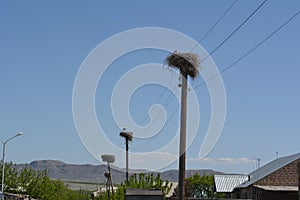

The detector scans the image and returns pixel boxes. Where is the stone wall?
[256,159,300,186]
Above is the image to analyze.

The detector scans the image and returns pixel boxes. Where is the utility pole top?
[165,51,200,200]
[120,129,133,184]
[120,131,133,141]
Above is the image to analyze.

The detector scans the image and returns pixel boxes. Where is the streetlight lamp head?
[101,154,115,163]
[16,132,23,136]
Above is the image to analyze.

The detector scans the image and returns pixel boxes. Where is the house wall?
[256,159,300,186]
[125,195,163,200]
[236,159,300,199]
[237,186,298,200]
[258,190,297,200]
[237,187,254,199]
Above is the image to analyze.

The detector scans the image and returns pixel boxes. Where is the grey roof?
[237,153,300,188]
[254,185,298,191]
[214,175,249,192]
[125,188,163,196]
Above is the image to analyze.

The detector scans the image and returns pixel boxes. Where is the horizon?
[1,1,300,175]
[14,158,243,175]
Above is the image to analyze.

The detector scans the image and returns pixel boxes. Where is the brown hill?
[16,160,225,184]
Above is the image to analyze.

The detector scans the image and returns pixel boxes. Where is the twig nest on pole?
[120,131,133,141]
[165,51,200,78]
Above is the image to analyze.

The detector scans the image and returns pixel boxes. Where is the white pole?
[1,132,23,199]
[1,143,5,197]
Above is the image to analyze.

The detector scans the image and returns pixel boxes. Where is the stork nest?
[120,131,133,141]
[165,52,200,78]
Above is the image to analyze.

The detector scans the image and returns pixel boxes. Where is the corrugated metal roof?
[237,153,300,188]
[254,185,298,191]
[214,175,249,192]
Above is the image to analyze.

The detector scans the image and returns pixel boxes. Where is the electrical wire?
[132,75,174,133]
[190,0,239,52]
[202,0,267,62]
[132,0,239,134]
[137,9,300,148]
[194,9,300,89]
[139,0,268,135]
[130,0,270,150]
[135,82,179,136]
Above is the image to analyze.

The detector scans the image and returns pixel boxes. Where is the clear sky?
[1,1,300,174]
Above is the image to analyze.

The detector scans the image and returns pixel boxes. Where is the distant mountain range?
[16,160,225,184]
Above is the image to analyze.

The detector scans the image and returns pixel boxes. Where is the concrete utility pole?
[166,51,200,200]
[120,128,133,184]
[178,72,188,199]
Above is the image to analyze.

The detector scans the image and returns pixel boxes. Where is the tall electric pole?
[166,51,200,200]
[120,127,133,184]
[178,72,188,199]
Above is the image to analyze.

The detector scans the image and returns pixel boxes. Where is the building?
[215,153,300,200]
[214,175,249,198]
[125,188,163,200]
[0,192,31,200]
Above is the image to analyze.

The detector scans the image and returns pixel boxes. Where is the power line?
[200,0,239,42]
[132,0,239,133]
[130,0,270,150]
[131,1,267,148]
[153,0,266,113]
[140,8,300,147]
[132,75,174,133]
[194,9,300,89]
[144,0,268,134]
[202,0,267,61]
[162,0,267,110]
[190,0,239,52]
[135,82,178,136]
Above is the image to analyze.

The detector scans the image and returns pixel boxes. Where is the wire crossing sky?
[137,0,300,150]
[0,1,300,174]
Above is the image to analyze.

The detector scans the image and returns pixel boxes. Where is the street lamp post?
[1,132,23,198]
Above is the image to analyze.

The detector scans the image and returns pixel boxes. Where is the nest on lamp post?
[165,51,200,78]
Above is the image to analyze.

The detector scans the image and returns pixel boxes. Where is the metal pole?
[107,162,111,200]
[126,138,129,184]
[1,142,6,198]
[120,131,132,185]
[108,162,114,196]
[178,73,187,200]
[1,132,22,200]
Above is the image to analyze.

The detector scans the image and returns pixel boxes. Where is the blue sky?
[1,1,300,174]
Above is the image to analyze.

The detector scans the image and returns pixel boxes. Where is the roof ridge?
[237,153,300,188]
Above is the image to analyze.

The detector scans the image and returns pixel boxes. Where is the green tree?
[18,164,36,194]
[96,173,172,200]
[0,162,19,193]
[1,162,89,200]
[173,173,225,198]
